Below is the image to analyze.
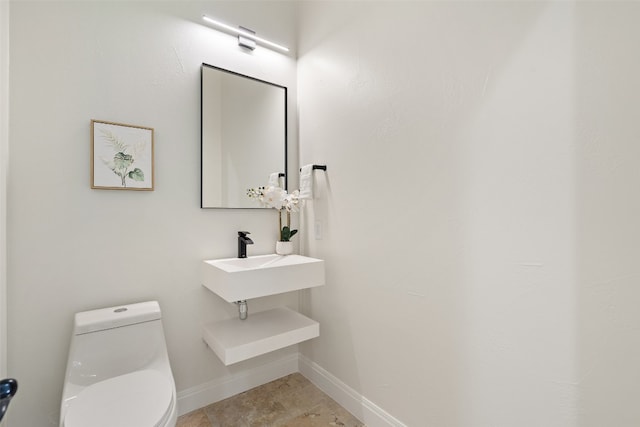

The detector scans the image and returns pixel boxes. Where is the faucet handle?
[238,231,251,237]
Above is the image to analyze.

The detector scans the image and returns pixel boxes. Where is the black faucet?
[237,231,254,258]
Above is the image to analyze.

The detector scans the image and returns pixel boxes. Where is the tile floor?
[176,373,365,427]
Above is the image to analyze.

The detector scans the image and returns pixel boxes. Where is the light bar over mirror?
[202,15,290,53]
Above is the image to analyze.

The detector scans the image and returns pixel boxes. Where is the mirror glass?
[201,63,287,208]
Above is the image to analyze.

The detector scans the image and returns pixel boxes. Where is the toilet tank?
[73,300,162,334]
[64,301,171,388]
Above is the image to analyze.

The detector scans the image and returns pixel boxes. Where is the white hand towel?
[299,164,314,200]
[268,172,281,188]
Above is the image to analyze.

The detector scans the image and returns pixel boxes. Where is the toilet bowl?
[60,301,177,427]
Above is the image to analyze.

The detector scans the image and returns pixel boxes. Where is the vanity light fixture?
[202,15,290,53]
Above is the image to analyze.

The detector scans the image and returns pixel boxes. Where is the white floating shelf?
[203,307,319,365]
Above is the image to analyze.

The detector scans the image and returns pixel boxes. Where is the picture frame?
[91,120,154,191]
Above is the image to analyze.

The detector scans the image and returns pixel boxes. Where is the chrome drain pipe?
[235,300,248,320]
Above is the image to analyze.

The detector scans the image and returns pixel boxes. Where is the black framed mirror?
[201,63,287,208]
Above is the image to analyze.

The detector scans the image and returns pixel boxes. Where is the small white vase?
[276,241,293,255]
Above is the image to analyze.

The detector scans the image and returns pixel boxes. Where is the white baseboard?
[176,353,299,416]
[298,354,407,427]
[176,352,405,427]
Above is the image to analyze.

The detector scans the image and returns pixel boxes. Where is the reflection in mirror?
[201,63,287,208]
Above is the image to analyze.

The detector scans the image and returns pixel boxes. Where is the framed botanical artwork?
[91,120,154,190]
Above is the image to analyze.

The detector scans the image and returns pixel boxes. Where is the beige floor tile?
[203,385,289,427]
[176,409,212,427]
[277,382,333,417]
[178,373,365,427]
[276,400,364,427]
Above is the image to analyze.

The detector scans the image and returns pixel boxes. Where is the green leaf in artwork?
[128,168,145,181]
[113,152,133,172]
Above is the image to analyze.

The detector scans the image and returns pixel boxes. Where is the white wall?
[8,2,297,425]
[0,0,9,380]
[9,2,640,426]
[574,3,640,425]
[298,2,640,426]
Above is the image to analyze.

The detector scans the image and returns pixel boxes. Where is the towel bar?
[299,165,327,171]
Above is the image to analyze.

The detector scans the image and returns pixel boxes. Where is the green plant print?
[100,129,146,188]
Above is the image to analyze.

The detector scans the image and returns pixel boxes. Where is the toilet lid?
[64,370,173,427]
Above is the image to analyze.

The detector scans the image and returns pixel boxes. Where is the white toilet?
[60,301,177,427]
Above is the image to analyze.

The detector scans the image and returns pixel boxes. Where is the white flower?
[247,185,302,212]
[247,184,301,241]
[261,186,286,210]
[283,190,300,212]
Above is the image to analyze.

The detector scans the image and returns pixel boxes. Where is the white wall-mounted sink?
[202,254,325,302]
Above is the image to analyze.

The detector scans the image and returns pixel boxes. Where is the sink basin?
[202,254,325,302]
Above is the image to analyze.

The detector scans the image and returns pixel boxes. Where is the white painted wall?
[573,4,640,425]
[0,0,9,381]
[8,1,640,426]
[298,2,640,426]
[7,2,297,425]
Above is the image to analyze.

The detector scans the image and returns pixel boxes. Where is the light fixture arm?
[238,26,256,51]
[202,15,289,53]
